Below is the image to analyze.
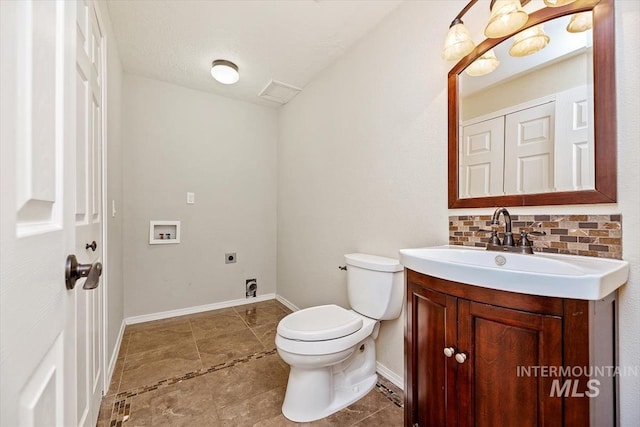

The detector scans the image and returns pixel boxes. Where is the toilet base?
[281,337,378,423]
[282,372,378,423]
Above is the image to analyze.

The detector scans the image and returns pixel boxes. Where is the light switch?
[186,192,195,204]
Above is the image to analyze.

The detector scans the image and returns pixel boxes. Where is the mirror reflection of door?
[458,13,594,198]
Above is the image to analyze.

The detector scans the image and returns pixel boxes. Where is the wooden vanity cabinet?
[405,269,617,427]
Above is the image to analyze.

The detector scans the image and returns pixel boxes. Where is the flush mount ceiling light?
[465,49,500,76]
[484,0,529,39]
[509,24,550,57]
[210,59,239,85]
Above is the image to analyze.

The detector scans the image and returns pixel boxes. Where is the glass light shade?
[543,0,577,6]
[465,49,500,76]
[566,11,593,33]
[442,22,476,61]
[210,60,239,84]
[509,24,550,57]
[484,0,529,39]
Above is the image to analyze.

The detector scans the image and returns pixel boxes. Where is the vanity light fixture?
[441,0,478,62]
[442,18,476,61]
[444,1,592,77]
[543,0,577,6]
[465,49,500,76]
[210,59,239,85]
[484,0,529,39]
[509,24,550,57]
[566,11,593,33]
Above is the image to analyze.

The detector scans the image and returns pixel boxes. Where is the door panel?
[504,102,555,195]
[460,117,505,198]
[0,0,75,425]
[406,281,457,427]
[457,301,563,427]
[75,1,104,426]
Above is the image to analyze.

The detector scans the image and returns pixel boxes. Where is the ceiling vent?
[259,80,302,105]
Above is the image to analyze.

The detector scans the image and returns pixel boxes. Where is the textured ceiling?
[106,0,403,107]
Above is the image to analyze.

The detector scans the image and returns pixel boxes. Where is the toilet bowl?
[275,253,404,422]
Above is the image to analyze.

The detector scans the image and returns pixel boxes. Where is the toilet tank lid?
[344,253,403,272]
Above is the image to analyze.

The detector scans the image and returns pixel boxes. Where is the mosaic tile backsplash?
[449,214,622,259]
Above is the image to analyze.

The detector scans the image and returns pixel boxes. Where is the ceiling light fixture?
[210,59,239,85]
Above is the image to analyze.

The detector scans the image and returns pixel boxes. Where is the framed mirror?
[448,0,616,208]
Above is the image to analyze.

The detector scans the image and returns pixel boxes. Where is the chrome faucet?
[485,207,546,254]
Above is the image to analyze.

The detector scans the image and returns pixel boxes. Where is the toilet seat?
[276,309,377,357]
[277,305,363,341]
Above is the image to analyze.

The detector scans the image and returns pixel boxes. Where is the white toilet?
[275,253,404,422]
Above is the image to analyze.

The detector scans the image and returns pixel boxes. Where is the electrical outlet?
[246,279,257,298]
[225,253,237,264]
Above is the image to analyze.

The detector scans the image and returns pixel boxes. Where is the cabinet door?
[457,301,563,427]
[406,283,458,427]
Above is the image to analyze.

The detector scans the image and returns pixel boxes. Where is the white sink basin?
[399,245,629,300]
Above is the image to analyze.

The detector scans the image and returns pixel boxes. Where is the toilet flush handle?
[338,265,347,271]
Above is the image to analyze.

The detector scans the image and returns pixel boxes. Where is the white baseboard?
[275,294,299,312]
[125,293,277,325]
[105,319,126,392]
[376,361,404,391]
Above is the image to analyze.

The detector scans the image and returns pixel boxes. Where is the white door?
[459,117,505,198]
[0,1,104,426]
[504,101,555,195]
[75,1,104,426]
[554,85,594,191]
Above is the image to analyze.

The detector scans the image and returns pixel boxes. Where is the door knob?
[85,240,97,251]
[65,254,102,290]
[455,353,467,364]
[443,347,456,358]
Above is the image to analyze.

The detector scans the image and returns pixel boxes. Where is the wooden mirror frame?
[448,0,616,208]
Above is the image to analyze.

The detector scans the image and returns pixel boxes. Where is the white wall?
[278,0,458,381]
[122,76,278,317]
[277,1,639,424]
[96,0,125,375]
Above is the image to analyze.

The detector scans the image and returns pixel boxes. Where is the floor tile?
[189,309,248,341]
[119,341,202,391]
[149,375,220,426]
[352,403,404,426]
[99,300,404,426]
[196,328,266,367]
[126,319,193,356]
[309,388,392,426]
[234,300,289,327]
[208,353,288,409]
[217,386,285,426]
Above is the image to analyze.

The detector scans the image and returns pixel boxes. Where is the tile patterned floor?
[97,300,404,426]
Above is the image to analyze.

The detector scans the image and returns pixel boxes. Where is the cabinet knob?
[455,353,467,364]
[443,347,455,358]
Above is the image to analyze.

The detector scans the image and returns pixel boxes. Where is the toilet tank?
[344,253,404,320]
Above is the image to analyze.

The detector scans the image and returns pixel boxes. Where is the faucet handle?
[518,230,547,247]
[518,231,532,247]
